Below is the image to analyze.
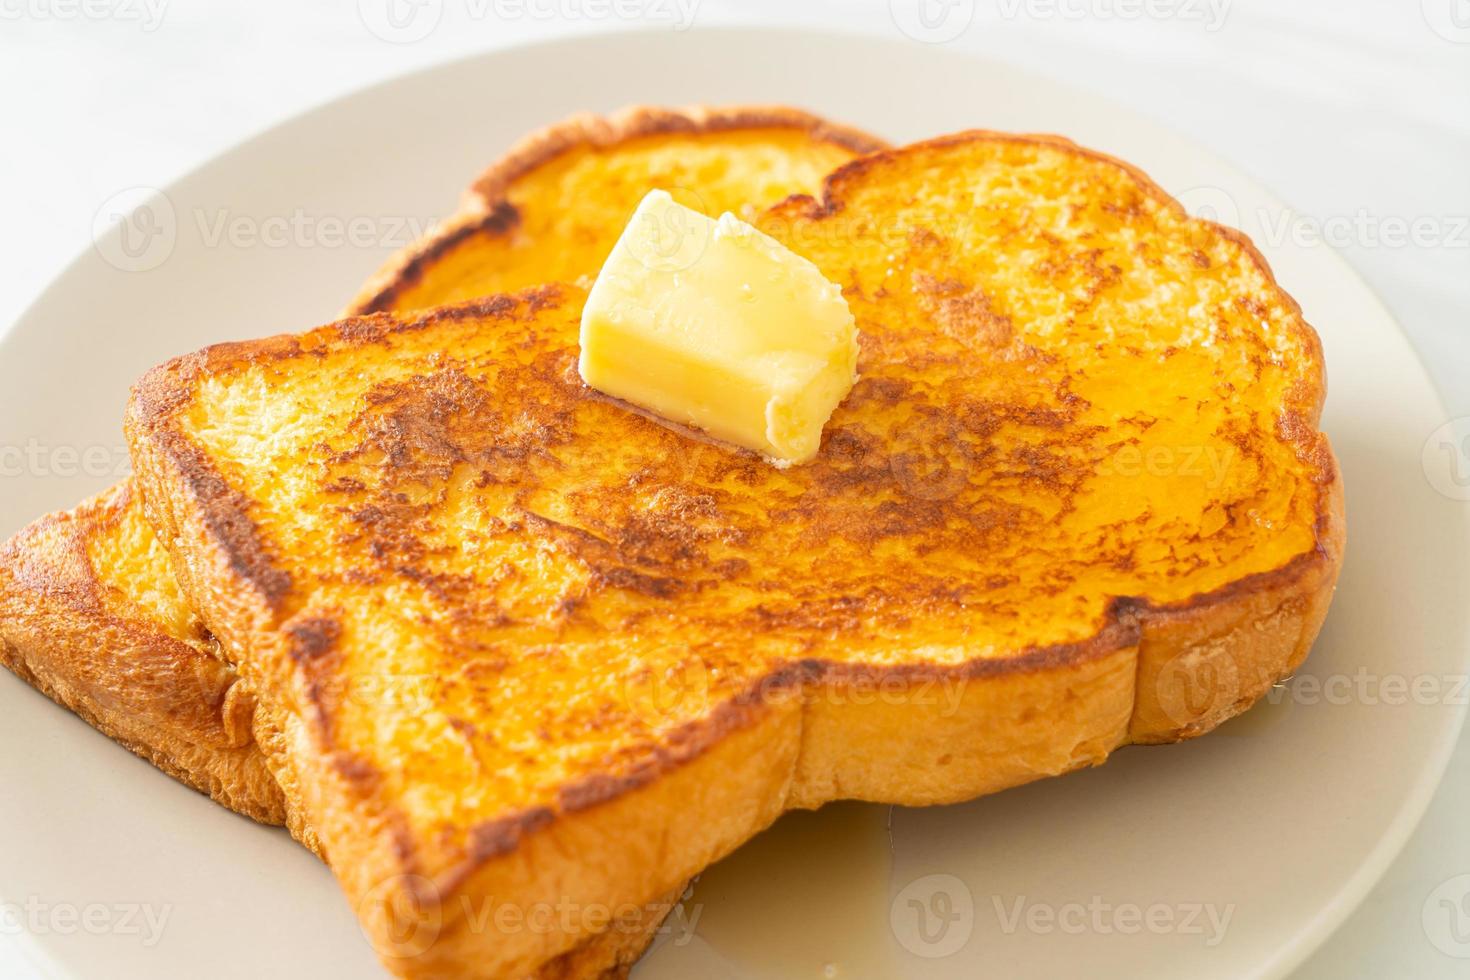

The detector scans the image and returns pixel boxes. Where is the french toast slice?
[346,104,884,315]
[0,105,880,817]
[127,131,1342,978]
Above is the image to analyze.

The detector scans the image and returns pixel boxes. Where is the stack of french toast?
[0,105,1342,979]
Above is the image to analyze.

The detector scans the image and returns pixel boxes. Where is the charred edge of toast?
[343,104,888,317]
[466,105,889,203]
[126,133,1344,897]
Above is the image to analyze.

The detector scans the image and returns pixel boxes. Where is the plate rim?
[1,25,1466,980]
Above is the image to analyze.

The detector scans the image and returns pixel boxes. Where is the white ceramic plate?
[1,27,1465,980]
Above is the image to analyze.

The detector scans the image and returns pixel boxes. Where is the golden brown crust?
[466,104,887,204]
[344,105,887,316]
[0,482,286,824]
[126,130,1343,979]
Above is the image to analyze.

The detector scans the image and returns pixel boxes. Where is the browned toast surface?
[0,481,285,823]
[127,131,1341,978]
[348,105,885,315]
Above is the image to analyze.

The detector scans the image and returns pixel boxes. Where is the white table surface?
[1,1,1467,976]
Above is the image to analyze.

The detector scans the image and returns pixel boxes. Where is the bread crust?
[343,105,887,316]
[0,482,286,824]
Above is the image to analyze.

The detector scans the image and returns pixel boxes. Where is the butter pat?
[579,190,859,465]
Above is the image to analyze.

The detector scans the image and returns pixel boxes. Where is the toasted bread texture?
[347,105,885,315]
[127,131,1342,979]
[0,482,287,823]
